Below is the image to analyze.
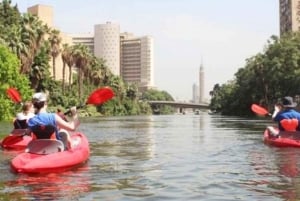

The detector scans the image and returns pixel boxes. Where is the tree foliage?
[210,32,300,116]
[141,89,175,114]
[0,45,32,120]
[0,1,174,118]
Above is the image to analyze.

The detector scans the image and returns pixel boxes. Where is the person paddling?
[56,108,68,122]
[14,101,35,129]
[267,96,300,137]
[27,92,80,150]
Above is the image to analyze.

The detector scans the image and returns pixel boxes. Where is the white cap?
[32,92,47,102]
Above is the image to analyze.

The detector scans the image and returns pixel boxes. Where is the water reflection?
[247,145,300,201]
[86,115,160,198]
[3,166,91,200]
[3,115,300,200]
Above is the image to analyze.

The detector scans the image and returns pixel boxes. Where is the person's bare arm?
[55,107,80,131]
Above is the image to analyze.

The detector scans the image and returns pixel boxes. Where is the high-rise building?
[279,0,300,35]
[27,4,72,83]
[26,5,155,90]
[199,64,204,103]
[192,83,199,103]
[94,22,120,76]
[71,33,94,54]
[27,4,53,28]
[120,33,154,91]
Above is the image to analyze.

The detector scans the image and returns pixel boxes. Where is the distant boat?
[208,110,219,115]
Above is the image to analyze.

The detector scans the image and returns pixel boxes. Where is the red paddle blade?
[251,104,269,115]
[6,88,22,103]
[86,87,114,105]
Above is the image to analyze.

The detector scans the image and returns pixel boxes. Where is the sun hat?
[32,92,47,102]
[282,96,297,108]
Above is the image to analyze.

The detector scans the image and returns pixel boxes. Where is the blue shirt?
[274,109,300,131]
[28,113,59,139]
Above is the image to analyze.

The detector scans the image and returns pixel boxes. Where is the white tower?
[94,22,120,75]
[199,63,204,103]
[193,83,199,103]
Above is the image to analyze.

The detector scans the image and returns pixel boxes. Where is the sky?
[11,0,279,101]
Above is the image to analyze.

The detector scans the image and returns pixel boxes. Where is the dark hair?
[33,101,45,111]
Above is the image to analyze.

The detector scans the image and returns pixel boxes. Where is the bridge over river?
[148,100,210,114]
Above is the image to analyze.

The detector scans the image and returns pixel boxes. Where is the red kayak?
[1,129,32,150]
[263,127,300,147]
[11,133,90,173]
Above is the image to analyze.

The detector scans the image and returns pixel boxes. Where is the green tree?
[209,32,300,115]
[29,42,51,91]
[72,43,91,99]
[19,13,49,74]
[141,89,175,114]
[0,0,21,37]
[48,29,61,80]
[0,44,32,120]
[61,43,74,92]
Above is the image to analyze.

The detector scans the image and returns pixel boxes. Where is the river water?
[0,113,299,200]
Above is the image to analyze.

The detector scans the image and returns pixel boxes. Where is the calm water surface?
[0,113,299,200]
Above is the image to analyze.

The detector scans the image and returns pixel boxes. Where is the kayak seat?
[13,119,28,129]
[10,128,30,136]
[280,119,299,132]
[25,139,64,155]
[31,125,57,140]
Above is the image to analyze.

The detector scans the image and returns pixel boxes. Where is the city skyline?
[12,0,279,101]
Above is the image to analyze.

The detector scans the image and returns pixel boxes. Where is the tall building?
[192,83,199,103]
[279,0,300,35]
[94,22,120,75]
[71,33,94,54]
[199,64,204,103]
[120,33,154,91]
[27,4,72,83]
[27,4,53,28]
[26,5,155,90]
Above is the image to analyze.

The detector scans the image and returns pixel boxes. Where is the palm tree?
[48,29,61,80]
[126,83,138,101]
[5,25,26,58]
[109,75,125,102]
[72,43,91,99]
[89,56,104,86]
[29,41,51,90]
[19,13,49,74]
[61,43,74,93]
[100,63,113,86]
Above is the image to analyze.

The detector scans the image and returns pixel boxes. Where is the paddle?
[251,104,271,116]
[6,87,22,104]
[64,86,114,115]
[1,87,114,148]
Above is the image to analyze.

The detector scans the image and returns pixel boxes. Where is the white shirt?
[16,112,35,121]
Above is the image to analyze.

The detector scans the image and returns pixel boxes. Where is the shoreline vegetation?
[4,1,300,120]
[209,32,300,116]
[0,0,175,121]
